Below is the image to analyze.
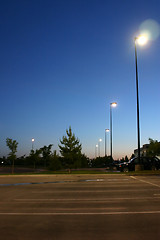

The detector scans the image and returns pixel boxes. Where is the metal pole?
[99,141,100,157]
[32,138,34,151]
[95,145,98,158]
[105,130,106,156]
[110,105,112,160]
[105,129,109,156]
[135,39,141,164]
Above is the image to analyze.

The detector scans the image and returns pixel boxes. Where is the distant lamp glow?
[32,138,35,142]
[136,35,148,45]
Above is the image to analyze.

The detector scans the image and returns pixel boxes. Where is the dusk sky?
[0,0,160,159]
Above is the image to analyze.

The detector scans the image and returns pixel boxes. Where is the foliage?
[92,156,113,168]
[124,155,129,162]
[147,138,160,157]
[6,138,18,157]
[118,155,129,163]
[80,154,89,168]
[6,138,18,173]
[29,149,42,169]
[49,150,62,171]
[58,126,83,168]
[40,144,53,167]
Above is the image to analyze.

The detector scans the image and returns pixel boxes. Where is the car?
[117,156,160,172]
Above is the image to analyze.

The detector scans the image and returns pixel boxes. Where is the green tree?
[29,149,42,170]
[92,156,112,168]
[40,144,53,168]
[147,138,160,157]
[6,138,18,174]
[49,150,62,171]
[124,156,129,162]
[59,126,82,169]
[80,154,89,168]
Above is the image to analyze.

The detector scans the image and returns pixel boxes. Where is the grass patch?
[1,167,160,176]
[126,170,160,176]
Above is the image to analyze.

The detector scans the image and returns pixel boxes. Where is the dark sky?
[0,0,160,159]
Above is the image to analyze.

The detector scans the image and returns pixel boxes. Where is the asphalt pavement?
[0,174,160,240]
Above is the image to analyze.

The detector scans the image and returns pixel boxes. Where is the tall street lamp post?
[95,144,98,158]
[32,138,35,151]
[110,102,117,160]
[98,139,102,157]
[105,129,109,156]
[134,35,148,167]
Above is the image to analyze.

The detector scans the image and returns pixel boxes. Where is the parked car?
[117,156,160,172]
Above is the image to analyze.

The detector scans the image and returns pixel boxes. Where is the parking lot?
[0,174,160,240]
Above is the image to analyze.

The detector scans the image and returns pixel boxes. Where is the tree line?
[4,127,89,173]
[2,127,160,174]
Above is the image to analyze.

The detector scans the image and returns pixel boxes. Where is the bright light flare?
[105,129,109,132]
[99,138,102,142]
[140,19,160,41]
[32,138,35,142]
[136,35,148,45]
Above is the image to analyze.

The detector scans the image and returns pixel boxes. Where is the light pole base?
[135,164,144,171]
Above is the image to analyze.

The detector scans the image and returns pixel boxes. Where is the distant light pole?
[105,129,109,156]
[32,138,35,151]
[134,35,148,165]
[95,144,98,158]
[110,102,117,160]
[98,139,102,157]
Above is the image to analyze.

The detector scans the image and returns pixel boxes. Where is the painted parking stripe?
[31,188,159,193]
[1,211,160,215]
[14,196,160,202]
[130,176,160,188]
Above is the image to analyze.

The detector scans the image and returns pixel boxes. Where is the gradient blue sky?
[0,0,160,159]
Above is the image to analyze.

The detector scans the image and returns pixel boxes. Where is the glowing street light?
[134,34,148,167]
[110,102,117,108]
[136,35,148,45]
[110,102,117,160]
[105,129,109,156]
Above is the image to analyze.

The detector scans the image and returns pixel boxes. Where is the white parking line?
[1,211,160,215]
[31,188,158,194]
[14,196,160,202]
[130,176,160,188]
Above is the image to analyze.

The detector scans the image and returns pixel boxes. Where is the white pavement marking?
[130,176,160,188]
[1,211,160,215]
[31,189,158,194]
[14,196,160,202]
